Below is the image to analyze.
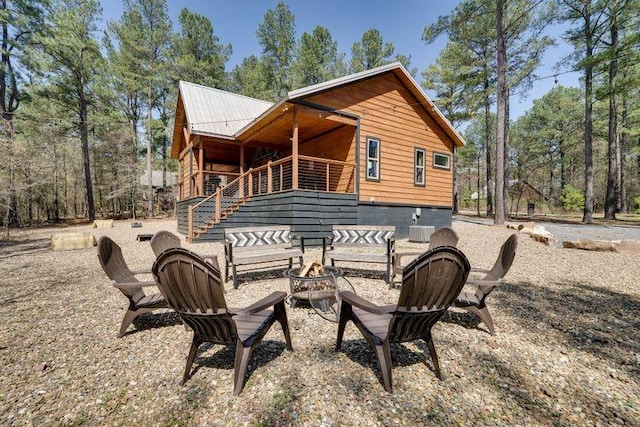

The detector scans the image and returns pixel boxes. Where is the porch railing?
[187,155,355,240]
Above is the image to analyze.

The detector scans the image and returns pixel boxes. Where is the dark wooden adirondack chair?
[391,226,460,285]
[150,230,220,270]
[454,233,518,335]
[428,226,459,249]
[150,230,181,257]
[97,236,168,337]
[336,246,470,392]
[152,247,293,395]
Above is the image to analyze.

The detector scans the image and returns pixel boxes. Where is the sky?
[100,0,581,120]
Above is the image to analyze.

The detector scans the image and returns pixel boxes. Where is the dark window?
[366,137,380,181]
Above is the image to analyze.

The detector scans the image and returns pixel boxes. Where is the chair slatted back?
[427,227,459,250]
[486,234,518,281]
[153,248,236,345]
[97,236,143,300]
[391,246,470,342]
[150,230,182,257]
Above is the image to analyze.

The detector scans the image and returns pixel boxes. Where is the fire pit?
[285,264,342,307]
[284,263,353,322]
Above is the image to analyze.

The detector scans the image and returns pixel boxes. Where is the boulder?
[613,240,640,255]
[562,239,617,252]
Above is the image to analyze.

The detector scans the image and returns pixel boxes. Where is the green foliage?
[168,8,231,88]
[560,185,585,212]
[256,2,295,100]
[291,26,345,88]
[634,196,640,213]
[349,28,397,73]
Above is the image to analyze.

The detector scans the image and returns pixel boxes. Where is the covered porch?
[172,85,359,241]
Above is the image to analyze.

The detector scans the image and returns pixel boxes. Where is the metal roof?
[179,81,273,138]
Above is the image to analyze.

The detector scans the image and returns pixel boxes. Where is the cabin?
[171,62,466,244]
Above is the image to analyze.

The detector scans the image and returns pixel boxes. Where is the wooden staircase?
[190,199,245,240]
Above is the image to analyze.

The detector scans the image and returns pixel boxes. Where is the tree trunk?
[484,88,493,217]
[130,119,138,220]
[476,153,481,216]
[3,117,19,234]
[619,94,628,213]
[582,12,594,224]
[604,16,618,220]
[79,91,95,222]
[494,0,507,225]
[146,86,154,219]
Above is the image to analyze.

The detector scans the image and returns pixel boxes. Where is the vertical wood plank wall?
[306,73,455,208]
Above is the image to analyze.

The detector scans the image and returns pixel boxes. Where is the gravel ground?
[1,219,639,426]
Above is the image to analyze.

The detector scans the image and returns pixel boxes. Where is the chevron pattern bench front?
[224,225,304,288]
[322,225,395,284]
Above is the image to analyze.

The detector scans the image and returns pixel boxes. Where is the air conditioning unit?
[409,226,435,243]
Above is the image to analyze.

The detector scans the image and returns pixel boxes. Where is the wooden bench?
[224,225,305,288]
[322,225,395,284]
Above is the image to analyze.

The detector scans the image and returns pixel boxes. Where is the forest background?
[0,0,638,237]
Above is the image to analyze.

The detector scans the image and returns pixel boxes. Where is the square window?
[433,152,451,170]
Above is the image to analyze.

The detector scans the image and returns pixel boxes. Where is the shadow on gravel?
[127,311,183,336]
[337,339,441,384]
[0,238,51,259]
[187,340,289,384]
[495,281,640,378]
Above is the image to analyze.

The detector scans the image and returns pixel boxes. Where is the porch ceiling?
[236,103,354,148]
[197,103,357,167]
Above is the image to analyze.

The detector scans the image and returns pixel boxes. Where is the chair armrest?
[112,280,157,290]
[339,291,395,315]
[466,278,501,292]
[130,268,152,275]
[238,291,287,314]
[394,251,423,267]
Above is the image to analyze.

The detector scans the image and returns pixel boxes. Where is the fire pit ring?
[284,266,353,322]
[285,266,342,305]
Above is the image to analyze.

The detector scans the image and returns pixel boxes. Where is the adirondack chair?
[427,226,459,249]
[152,247,293,395]
[150,230,220,270]
[150,230,182,256]
[391,226,460,285]
[97,236,168,337]
[335,246,470,392]
[454,233,518,335]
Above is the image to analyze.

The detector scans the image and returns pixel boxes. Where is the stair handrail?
[187,169,250,240]
[187,156,293,240]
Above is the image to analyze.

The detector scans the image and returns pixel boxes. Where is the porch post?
[197,137,204,196]
[292,106,299,190]
[239,144,245,197]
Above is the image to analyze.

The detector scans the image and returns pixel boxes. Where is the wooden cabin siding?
[299,125,357,193]
[305,73,455,208]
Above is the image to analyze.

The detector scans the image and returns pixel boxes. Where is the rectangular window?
[414,148,426,186]
[433,152,451,170]
[366,137,380,181]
